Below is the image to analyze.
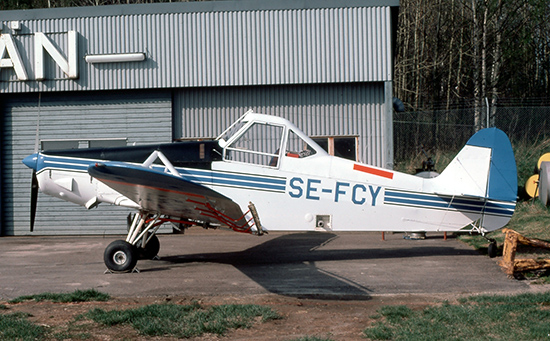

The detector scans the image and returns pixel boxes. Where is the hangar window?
[224,122,284,167]
[312,136,358,161]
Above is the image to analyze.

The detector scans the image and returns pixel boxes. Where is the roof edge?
[0,0,399,20]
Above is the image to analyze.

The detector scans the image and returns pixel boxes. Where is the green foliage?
[8,289,110,304]
[467,291,550,305]
[376,305,413,324]
[393,148,457,175]
[512,137,550,194]
[0,312,45,340]
[84,302,280,338]
[364,292,550,340]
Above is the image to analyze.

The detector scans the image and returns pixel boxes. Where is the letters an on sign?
[0,30,78,81]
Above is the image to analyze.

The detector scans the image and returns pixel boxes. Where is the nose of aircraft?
[23,153,39,171]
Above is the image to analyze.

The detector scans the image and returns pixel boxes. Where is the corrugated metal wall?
[0,5,393,92]
[0,104,3,236]
[0,1,397,235]
[175,82,388,167]
[2,90,171,235]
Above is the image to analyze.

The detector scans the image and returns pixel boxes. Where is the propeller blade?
[30,170,38,232]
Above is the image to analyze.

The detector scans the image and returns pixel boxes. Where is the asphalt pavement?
[0,229,536,300]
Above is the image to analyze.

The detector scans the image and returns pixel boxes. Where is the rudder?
[466,127,517,202]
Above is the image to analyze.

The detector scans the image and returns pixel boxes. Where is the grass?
[364,292,550,340]
[83,302,281,338]
[0,312,45,340]
[8,288,110,304]
[2,291,280,339]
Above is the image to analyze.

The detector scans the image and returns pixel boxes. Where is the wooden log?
[512,259,550,273]
[502,228,550,249]
[499,229,519,275]
[499,229,550,275]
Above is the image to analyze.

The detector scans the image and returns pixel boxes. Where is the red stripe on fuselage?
[353,164,394,179]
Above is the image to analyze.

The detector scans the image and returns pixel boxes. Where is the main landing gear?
[469,221,498,258]
[103,212,166,273]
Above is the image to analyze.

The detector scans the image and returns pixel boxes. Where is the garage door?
[2,90,172,235]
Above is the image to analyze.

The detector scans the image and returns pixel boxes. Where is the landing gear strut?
[104,211,163,272]
[470,220,498,258]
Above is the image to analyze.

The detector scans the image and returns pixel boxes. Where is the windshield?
[217,121,247,145]
[216,110,252,146]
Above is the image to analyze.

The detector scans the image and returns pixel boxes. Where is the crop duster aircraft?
[23,110,517,272]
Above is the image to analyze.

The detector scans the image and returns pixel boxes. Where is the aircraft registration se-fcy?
[23,110,517,272]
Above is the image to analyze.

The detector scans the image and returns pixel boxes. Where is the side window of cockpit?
[224,122,283,167]
[285,130,317,159]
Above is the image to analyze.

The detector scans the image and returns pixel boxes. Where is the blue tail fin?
[427,127,517,232]
[466,127,517,202]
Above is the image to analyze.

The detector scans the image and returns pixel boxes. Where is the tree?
[395,0,550,126]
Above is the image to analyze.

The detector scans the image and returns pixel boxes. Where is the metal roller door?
[2,90,172,235]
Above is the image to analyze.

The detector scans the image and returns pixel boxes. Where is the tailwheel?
[488,240,498,258]
[104,240,138,272]
[138,234,160,260]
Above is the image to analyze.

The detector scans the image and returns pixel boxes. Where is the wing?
[88,162,251,230]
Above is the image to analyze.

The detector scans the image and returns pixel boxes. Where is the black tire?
[104,240,138,272]
[488,242,498,258]
[138,234,160,260]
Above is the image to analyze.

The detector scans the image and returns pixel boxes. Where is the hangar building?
[0,0,399,235]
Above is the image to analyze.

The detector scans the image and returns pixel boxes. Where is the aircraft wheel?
[488,242,498,258]
[104,240,138,272]
[139,234,160,260]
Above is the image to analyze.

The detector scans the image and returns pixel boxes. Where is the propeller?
[30,92,41,232]
[30,170,38,232]
[23,154,40,232]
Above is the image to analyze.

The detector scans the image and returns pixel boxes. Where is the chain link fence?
[393,106,550,181]
[394,106,550,166]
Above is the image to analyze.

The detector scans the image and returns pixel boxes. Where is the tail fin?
[428,127,517,231]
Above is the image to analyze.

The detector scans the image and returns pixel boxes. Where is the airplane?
[22,110,518,272]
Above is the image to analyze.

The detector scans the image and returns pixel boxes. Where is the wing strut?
[142,150,181,177]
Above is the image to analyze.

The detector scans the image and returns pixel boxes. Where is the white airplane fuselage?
[26,111,516,235]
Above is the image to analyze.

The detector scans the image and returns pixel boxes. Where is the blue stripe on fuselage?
[384,189,515,217]
[36,154,286,193]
